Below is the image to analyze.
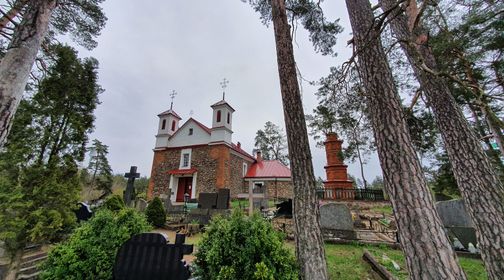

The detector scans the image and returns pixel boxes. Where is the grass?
[324,243,487,280]
[369,205,394,215]
[230,198,277,209]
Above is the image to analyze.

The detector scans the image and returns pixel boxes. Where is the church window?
[182,153,190,167]
[179,148,192,169]
[242,163,248,177]
[189,128,193,135]
[171,120,176,131]
[217,110,221,122]
[227,112,230,124]
[161,119,166,130]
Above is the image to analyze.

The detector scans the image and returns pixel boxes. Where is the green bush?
[194,210,298,280]
[103,194,124,211]
[40,208,151,280]
[145,197,166,227]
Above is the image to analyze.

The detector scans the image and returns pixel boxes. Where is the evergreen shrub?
[194,210,298,280]
[145,196,166,227]
[40,208,151,279]
[103,194,124,211]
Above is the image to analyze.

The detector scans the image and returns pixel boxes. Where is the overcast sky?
[76,0,382,183]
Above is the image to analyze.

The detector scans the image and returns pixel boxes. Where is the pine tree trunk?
[345,0,467,278]
[0,0,56,147]
[380,1,504,277]
[270,1,328,279]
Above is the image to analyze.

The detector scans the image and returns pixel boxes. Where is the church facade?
[147,98,293,203]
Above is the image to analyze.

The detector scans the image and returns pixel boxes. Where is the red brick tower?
[323,133,353,199]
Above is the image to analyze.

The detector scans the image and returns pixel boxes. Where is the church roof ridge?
[157,109,182,119]
[210,99,235,112]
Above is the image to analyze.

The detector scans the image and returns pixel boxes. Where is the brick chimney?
[256,150,263,162]
[237,142,241,149]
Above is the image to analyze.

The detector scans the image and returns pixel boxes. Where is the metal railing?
[322,188,386,201]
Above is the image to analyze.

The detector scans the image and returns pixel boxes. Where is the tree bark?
[0,0,57,147]
[345,0,467,278]
[270,1,328,279]
[380,1,504,278]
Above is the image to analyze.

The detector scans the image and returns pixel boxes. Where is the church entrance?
[176,177,192,202]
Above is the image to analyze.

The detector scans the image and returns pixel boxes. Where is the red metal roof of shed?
[244,160,291,179]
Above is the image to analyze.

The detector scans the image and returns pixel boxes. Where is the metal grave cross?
[124,166,140,207]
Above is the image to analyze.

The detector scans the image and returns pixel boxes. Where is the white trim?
[244,177,291,182]
[170,176,178,202]
[242,163,248,177]
[191,173,198,199]
[179,148,192,169]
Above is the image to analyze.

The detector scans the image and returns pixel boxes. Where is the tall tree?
[0,0,106,147]
[270,0,328,279]
[380,1,504,277]
[86,139,113,196]
[345,0,466,278]
[254,121,289,165]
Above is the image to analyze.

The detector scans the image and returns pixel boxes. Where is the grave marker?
[113,233,193,280]
[319,203,356,240]
[124,166,140,207]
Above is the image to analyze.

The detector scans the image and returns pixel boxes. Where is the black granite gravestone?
[276,199,292,218]
[75,202,92,222]
[198,193,218,209]
[216,189,230,209]
[113,233,193,280]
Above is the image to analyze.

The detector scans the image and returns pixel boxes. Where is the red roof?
[245,160,291,179]
[167,168,197,175]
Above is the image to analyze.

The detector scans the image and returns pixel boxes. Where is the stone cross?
[124,166,140,207]
[220,78,229,100]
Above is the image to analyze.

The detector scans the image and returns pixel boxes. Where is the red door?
[176,177,192,202]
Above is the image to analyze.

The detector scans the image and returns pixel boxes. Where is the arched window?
[217,110,221,122]
[171,120,176,131]
[227,112,230,124]
[161,119,166,130]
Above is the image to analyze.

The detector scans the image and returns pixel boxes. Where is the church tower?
[155,91,181,148]
[210,99,234,144]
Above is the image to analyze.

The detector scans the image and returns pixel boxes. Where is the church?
[147,95,293,204]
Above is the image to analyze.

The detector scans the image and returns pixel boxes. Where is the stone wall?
[265,180,293,199]
[148,144,254,200]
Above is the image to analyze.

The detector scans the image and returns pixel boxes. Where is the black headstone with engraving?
[124,166,140,207]
[113,233,193,280]
[75,202,92,222]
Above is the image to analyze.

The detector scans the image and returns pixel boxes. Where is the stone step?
[16,271,40,280]
[21,252,47,263]
[18,265,38,276]
[20,255,47,269]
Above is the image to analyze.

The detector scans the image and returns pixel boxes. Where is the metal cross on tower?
[220,78,229,100]
[170,90,177,110]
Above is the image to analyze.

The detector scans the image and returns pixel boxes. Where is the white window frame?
[242,163,248,177]
[179,148,192,169]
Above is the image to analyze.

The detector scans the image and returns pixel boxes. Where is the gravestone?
[435,199,473,227]
[135,199,148,212]
[113,233,193,280]
[186,208,211,225]
[199,193,218,209]
[75,202,93,222]
[216,188,230,209]
[276,199,292,218]
[124,166,140,207]
[436,199,477,248]
[319,203,355,240]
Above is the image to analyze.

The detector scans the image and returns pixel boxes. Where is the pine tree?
[87,139,113,196]
[254,121,289,165]
[379,1,504,277]
[345,0,466,278]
